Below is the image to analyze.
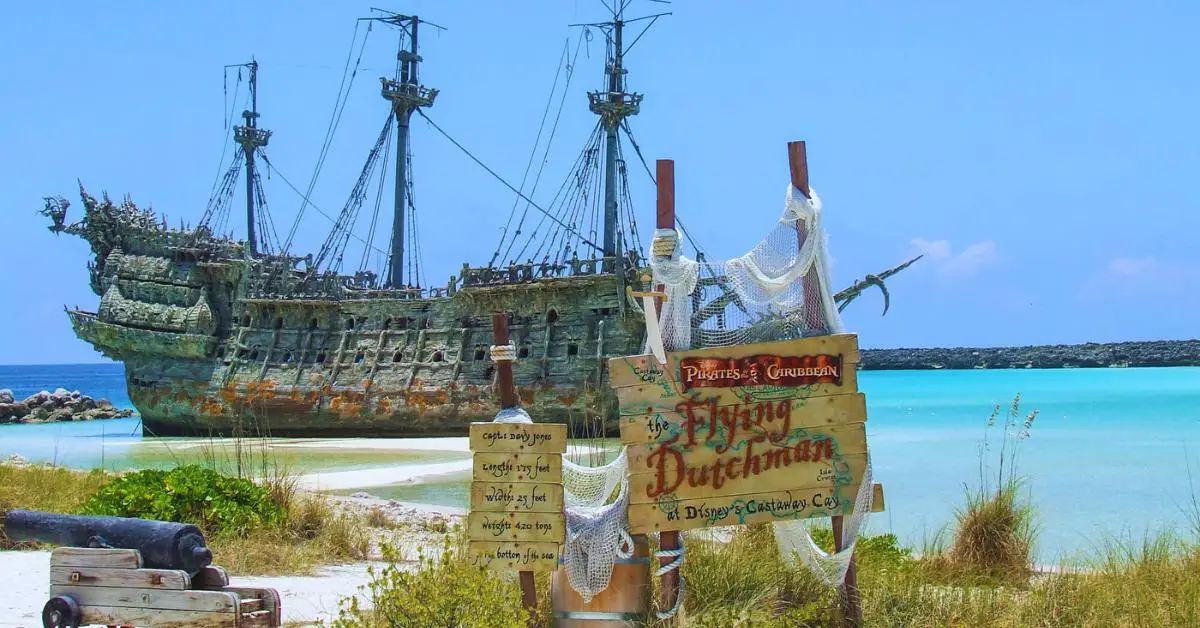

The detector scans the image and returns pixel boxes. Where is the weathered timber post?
[654,159,683,622]
[787,140,862,627]
[491,312,540,626]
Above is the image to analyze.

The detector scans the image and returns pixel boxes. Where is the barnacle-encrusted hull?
[49,191,646,437]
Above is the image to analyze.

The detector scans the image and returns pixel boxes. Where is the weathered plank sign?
[608,334,882,535]
[467,421,567,572]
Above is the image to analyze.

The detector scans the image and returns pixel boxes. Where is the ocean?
[2,362,1198,564]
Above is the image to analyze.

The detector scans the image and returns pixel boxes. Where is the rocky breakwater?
[0,388,135,424]
[860,339,1200,370]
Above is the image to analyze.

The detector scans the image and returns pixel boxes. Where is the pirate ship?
[41,6,916,437]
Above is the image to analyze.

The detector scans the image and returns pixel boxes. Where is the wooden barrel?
[551,535,651,627]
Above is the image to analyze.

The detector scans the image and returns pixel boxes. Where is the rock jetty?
[0,388,135,424]
[860,339,1200,370]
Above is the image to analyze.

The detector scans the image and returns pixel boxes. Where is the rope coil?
[489,344,518,362]
[654,537,686,619]
[651,228,679,259]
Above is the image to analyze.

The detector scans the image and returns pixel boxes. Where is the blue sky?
[1,1,1197,365]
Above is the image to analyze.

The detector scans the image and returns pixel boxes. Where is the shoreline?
[3,339,1199,374]
[860,339,1200,370]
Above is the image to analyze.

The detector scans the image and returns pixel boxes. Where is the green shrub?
[79,464,282,537]
[329,532,533,628]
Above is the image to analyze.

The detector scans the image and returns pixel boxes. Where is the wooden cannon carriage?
[4,510,281,628]
[41,547,281,628]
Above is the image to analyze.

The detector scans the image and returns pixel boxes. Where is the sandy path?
[0,498,465,628]
[293,440,609,491]
[297,459,471,491]
[0,550,382,627]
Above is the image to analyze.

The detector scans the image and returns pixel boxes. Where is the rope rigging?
[252,148,282,254]
[487,111,644,271]
[314,111,395,273]
[283,20,374,255]
[257,153,389,257]
[491,31,588,268]
[521,122,603,266]
[206,67,243,206]
[200,66,251,238]
[415,108,604,254]
[620,119,710,264]
[615,137,643,260]
[403,142,427,288]
[359,119,392,274]
[491,39,568,268]
[199,147,244,237]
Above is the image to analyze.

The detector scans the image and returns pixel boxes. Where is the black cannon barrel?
[3,510,213,574]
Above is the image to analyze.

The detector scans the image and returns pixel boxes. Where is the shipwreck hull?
[129,374,617,438]
[64,249,643,437]
[54,191,648,437]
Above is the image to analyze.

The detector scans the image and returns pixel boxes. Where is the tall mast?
[369,12,439,289]
[586,8,644,270]
[233,59,271,257]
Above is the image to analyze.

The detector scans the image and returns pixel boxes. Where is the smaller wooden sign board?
[608,334,885,536]
[467,421,568,572]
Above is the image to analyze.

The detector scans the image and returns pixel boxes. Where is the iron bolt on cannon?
[3,510,282,628]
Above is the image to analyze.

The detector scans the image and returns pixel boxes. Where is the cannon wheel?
[41,595,81,628]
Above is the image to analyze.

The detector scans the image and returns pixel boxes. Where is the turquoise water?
[2,363,1198,563]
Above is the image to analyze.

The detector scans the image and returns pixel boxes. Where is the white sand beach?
[0,495,466,628]
[0,550,383,628]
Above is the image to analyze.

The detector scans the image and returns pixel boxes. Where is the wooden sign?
[467,421,567,572]
[608,334,883,535]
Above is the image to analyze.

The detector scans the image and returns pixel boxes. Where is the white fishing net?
[493,406,532,423]
[559,449,632,602]
[646,183,871,586]
[650,185,844,354]
[486,344,634,602]
[775,463,875,586]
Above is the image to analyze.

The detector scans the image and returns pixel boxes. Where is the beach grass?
[0,464,109,549]
[329,392,1200,625]
[0,441,376,576]
[321,516,1200,626]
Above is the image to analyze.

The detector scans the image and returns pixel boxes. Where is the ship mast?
[364,11,440,289]
[233,59,271,257]
[585,8,643,271]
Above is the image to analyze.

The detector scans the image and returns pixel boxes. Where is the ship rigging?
[41,2,920,438]
[201,2,681,306]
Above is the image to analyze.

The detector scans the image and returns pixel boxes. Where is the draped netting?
[486,346,633,602]
[560,447,632,603]
[645,183,874,586]
[650,185,844,357]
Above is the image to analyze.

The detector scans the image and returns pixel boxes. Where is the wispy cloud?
[1081,256,1200,301]
[909,237,1001,278]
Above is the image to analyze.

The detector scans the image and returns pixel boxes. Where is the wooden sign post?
[468,313,568,626]
[788,140,863,626]
[610,143,882,626]
[654,159,683,620]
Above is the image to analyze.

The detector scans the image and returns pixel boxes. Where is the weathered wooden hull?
[130,370,620,438]
[55,191,648,437]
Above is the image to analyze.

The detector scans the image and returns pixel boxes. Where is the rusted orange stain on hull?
[135,375,605,432]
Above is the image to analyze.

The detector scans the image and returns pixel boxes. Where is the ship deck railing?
[241,253,649,301]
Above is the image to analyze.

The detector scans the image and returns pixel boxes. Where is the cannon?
[3,510,281,628]
[4,509,213,575]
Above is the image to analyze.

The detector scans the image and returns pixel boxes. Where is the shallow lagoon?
[3,364,1199,563]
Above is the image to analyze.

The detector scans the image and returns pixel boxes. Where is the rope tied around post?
[489,343,518,362]
[654,536,686,619]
